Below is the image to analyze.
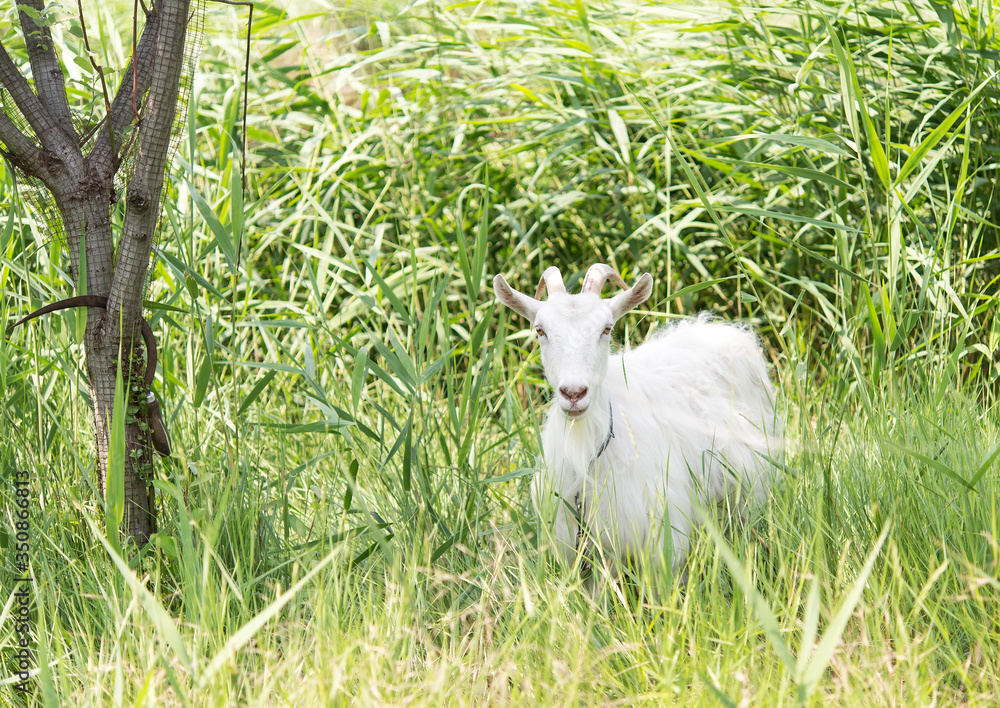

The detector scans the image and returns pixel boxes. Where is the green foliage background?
[0,0,998,704]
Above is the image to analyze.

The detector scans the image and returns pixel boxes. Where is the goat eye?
[602,326,612,336]
[535,325,546,337]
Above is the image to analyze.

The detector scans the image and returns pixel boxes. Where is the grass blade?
[238,369,277,416]
[799,524,891,696]
[703,522,796,672]
[199,546,340,687]
[896,73,996,186]
[885,441,974,492]
[188,180,237,273]
[105,353,126,553]
[86,517,195,676]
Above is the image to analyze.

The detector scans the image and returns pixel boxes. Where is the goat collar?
[594,401,615,462]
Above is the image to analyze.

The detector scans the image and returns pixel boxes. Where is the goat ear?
[609,273,653,320]
[494,274,542,321]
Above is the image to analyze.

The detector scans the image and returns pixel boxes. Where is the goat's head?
[494,264,653,418]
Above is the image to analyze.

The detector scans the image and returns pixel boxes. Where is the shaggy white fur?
[494,264,781,574]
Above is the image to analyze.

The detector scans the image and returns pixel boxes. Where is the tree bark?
[1,0,192,547]
[17,0,77,142]
[96,0,192,545]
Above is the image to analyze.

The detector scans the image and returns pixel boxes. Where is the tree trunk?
[1,0,193,547]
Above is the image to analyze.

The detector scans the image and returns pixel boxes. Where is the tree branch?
[0,43,81,188]
[108,0,191,331]
[0,43,56,143]
[0,109,47,178]
[88,9,162,181]
[16,0,76,142]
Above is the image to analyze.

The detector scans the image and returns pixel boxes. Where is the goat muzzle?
[559,385,591,417]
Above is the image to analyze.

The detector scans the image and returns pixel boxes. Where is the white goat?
[494,264,781,575]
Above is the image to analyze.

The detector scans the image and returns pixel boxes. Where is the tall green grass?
[1,0,998,704]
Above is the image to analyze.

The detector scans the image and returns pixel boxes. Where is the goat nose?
[559,386,588,404]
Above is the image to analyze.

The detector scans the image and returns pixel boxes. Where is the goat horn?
[534,266,567,299]
[580,263,628,294]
